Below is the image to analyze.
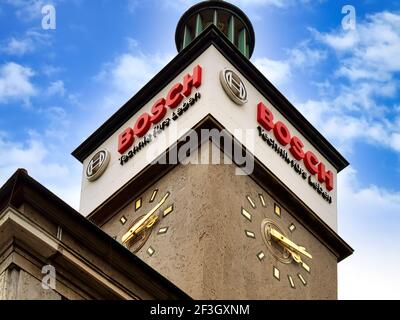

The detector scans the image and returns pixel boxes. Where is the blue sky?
[0,0,399,299]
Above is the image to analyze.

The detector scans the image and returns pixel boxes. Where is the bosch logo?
[220,69,248,105]
[86,150,110,182]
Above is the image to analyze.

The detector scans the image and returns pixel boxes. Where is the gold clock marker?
[150,189,158,203]
[147,246,155,257]
[119,216,127,225]
[273,267,280,280]
[298,273,307,286]
[163,205,174,217]
[259,194,266,207]
[288,275,295,288]
[135,198,142,211]
[274,204,281,217]
[158,227,169,235]
[257,252,265,261]
[241,207,252,221]
[302,262,311,273]
[245,230,256,239]
[246,196,256,209]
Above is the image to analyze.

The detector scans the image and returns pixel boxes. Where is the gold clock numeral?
[274,204,281,217]
[241,207,252,221]
[163,205,174,217]
[147,246,155,257]
[257,252,265,261]
[259,194,266,207]
[273,267,280,280]
[150,189,158,203]
[245,230,256,239]
[302,262,311,273]
[135,198,142,211]
[298,273,307,286]
[246,196,256,209]
[120,216,127,225]
[158,227,169,235]
[288,275,295,289]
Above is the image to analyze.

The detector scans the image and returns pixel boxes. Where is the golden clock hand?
[285,247,310,271]
[122,192,170,244]
[287,248,302,263]
[269,228,312,260]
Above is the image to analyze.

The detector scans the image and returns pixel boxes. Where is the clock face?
[241,193,312,289]
[117,188,174,256]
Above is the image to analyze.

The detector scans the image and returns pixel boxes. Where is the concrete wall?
[0,271,5,300]
[0,267,61,300]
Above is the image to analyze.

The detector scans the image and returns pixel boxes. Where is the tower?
[175,0,255,58]
[73,1,353,299]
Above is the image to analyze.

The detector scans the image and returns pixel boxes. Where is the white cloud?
[3,0,52,21]
[94,47,173,109]
[314,28,358,51]
[39,106,70,140]
[0,136,65,179]
[110,54,162,92]
[339,169,400,214]
[314,12,400,81]
[337,167,400,299]
[1,30,51,56]
[0,62,36,104]
[287,42,327,68]
[46,80,65,97]
[41,64,63,77]
[0,131,81,209]
[295,11,400,154]
[68,40,175,140]
[2,37,32,56]
[297,96,400,154]
[254,57,292,86]
[253,43,326,87]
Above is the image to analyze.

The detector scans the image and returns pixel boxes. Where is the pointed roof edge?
[72,25,349,172]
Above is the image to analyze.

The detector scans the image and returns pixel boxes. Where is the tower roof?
[175,0,255,58]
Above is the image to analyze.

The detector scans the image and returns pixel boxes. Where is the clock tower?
[73,0,353,299]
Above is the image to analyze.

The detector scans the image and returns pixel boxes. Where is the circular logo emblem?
[85,150,110,182]
[220,69,248,105]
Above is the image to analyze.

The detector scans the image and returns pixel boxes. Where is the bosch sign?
[257,102,334,192]
[118,65,202,154]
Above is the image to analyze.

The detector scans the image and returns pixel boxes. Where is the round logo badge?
[85,150,110,182]
[220,69,248,105]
